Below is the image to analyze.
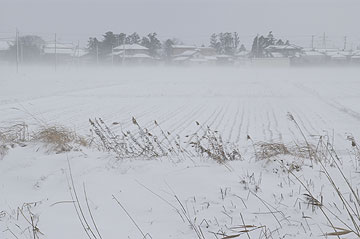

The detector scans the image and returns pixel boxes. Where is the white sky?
[1,0,359,48]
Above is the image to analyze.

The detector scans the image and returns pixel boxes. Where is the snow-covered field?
[1,66,360,238]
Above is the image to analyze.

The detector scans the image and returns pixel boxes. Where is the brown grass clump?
[0,123,28,144]
[0,123,28,159]
[32,125,88,153]
[254,141,316,161]
[254,142,290,160]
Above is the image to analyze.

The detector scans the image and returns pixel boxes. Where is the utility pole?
[16,28,19,73]
[256,34,259,58]
[77,40,80,65]
[54,33,57,71]
[96,43,99,65]
[111,45,114,66]
[20,42,23,63]
[343,36,347,51]
[122,43,125,64]
[322,32,326,49]
[311,35,314,50]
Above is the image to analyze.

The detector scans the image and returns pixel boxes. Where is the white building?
[111,44,153,64]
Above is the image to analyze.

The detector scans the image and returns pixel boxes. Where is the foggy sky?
[1,0,359,47]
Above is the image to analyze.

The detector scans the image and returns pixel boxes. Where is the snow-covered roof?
[265,44,302,51]
[44,48,74,55]
[0,41,10,51]
[216,54,233,58]
[330,52,347,59]
[190,58,208,62]
[324,51,351,57]
[43,43,75,55]
[175,50,199,57]
[235,51,250,57]
[110,50,124,56]
[110,51,152,58]
[352,50,360,56]
[45,43,74,49]
[113,44,148,50]
[129,53,152,58]
[271,52,286,58]
[172,45,197,49]
[173,56,190,61]
[303,51,326,56]
[73,48,88,57]
[316,48,340,53]
[198,47,214,50]
[205,56,217,61]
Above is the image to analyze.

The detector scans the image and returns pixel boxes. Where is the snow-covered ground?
[1,66,360,238]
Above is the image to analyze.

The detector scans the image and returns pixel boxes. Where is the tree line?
[0,31,293,63]
[87,32,163,58]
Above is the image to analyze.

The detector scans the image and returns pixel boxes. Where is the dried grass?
[189,124,242,163]
[0,123,28,159]
[89,117,241,163]
[32,125,88,153]
[254,141,316,168]
[254,142,290,160]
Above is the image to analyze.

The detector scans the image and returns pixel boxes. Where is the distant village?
[1,31,360,67]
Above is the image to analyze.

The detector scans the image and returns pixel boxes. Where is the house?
[216,54,234,65]
[173,49,205,65]
[197,47,217,56]
[172,48,219,65]
[350,50,360,64]
[298,51,328,65]
[171,45,220,65]
[171,45,197,56]
[42,43,75,63]
[321,51,351,64]
[0,41,10,61]
[234,51,251,65]
[264,44,303,58]
[250,58,291,67]
[329,52,348,64]
[111,44,153,64]
[72,48,91,64]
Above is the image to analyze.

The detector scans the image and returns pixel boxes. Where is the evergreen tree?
[141,37,150,48]
[8,35,45,62]
[210,32,240,55]
[141,33,161,57]
[250,32,289,58]
[276,39,284,45]
[250,35,262,58]
[87,37,99,55]
[126,32,141,44]
[115,33,127,46]
[210,33,221,54]
[219,32,235,55]
[162,39,174,61]
[239,44,246,52]
[147,33,161,57]
[101,31,117,55]
[234,32,240,50]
